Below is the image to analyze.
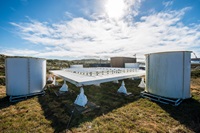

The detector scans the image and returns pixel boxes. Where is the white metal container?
[145,51,191,99]
[70,64,83,68]
[6,57,46,96]
[125,63,139,68]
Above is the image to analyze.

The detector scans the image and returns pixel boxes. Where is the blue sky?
[0,0,200,60]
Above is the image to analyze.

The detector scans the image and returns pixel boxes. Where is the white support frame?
[50,68,145,87]
[74,87,88,107]
[50,67,145,106]
[138,77,145,88]
[59,80,69,92]
[117,80,127,94]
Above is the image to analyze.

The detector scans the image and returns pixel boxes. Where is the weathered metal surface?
[6,58,46,96]
[145,51,191,99]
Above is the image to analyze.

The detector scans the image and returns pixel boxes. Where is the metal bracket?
[9,91,45,102]
[74,87,88,107]
[140,91,182,106]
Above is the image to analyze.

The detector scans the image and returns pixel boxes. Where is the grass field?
[0,76,200,133]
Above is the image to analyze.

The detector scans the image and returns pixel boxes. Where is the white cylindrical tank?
[6,57,46,96]
[70,64,83,68]
[145,51,191,99]
[125,63,139,68]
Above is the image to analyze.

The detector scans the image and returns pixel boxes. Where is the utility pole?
[192,52,198,58]
[133,54,136,58]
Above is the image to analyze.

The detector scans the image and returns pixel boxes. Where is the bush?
[191,70,200,78]
[0,77,5,85]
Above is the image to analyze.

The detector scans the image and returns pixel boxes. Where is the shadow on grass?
[38,79,143,132]
[158,97,200,132]
[0,95,41,110]
[0,96,16,110]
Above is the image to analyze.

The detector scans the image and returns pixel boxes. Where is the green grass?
[191,69,200,78]
[0,77,200,133]
[0,76,5,85]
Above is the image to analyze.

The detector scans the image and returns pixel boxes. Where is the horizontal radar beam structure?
[50,67,145,87]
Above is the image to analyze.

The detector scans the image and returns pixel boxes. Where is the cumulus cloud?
[6,0,200,59]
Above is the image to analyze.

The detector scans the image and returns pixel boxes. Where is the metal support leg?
[113,80,119,83]
[117,80,128,94]
[94,83,101,87]
[52,76,58,85]
[74,87,88,107]
[59,80,69,92]
[138,77,145,88]
[47,74,53,82]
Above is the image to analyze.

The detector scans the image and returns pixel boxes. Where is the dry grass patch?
[0,77,200,132]
[0,86,54,132]
[71,97,196,133]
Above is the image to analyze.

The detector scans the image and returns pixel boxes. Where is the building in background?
[110,57,136,68]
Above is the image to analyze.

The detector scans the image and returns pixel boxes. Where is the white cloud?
[0,48,39,56]
[65,11,74,19]
[163,1,174,7]
[6,1,200,60]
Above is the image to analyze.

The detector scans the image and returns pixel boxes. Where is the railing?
[62,67,139,76]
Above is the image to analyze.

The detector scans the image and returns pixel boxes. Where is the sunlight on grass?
[71,98,193,133]
[0,89,54,132]
[0,75,200,132]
